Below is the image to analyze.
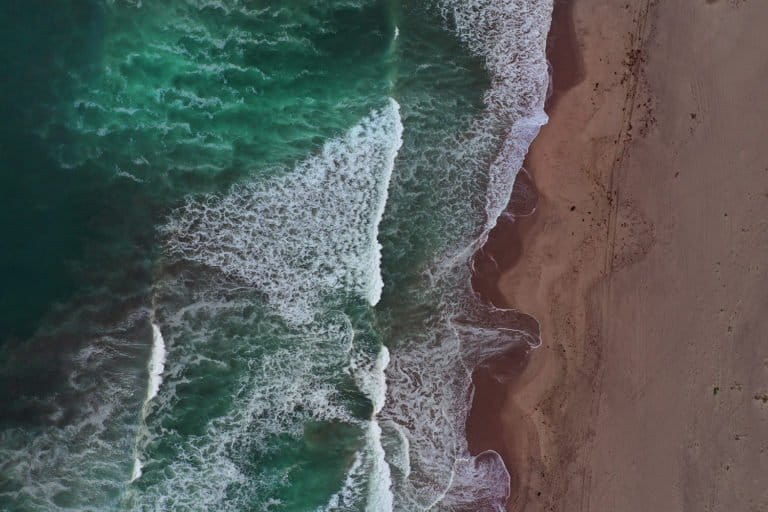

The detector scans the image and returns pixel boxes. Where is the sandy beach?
[486,0,768,509]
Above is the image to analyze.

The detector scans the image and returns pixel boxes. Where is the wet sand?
[483,0,768,509]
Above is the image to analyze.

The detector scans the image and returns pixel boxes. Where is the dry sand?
[496,0,768,510]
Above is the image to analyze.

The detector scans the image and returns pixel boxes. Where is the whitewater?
[0,0,552,510]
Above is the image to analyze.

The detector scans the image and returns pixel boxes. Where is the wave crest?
[161,100,403,324]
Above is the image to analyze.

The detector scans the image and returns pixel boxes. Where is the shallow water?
[0,0,551,510]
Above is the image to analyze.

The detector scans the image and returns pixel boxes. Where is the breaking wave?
[161,100,403,325]
[0,0,553,509]
[125,100,403,510]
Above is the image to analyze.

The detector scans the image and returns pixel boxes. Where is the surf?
[127,100,403,510]
[375,0,552,509]
[0,0,553,509]
[130,322,167,483]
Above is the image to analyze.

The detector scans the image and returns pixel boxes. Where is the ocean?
[0,0,550,510]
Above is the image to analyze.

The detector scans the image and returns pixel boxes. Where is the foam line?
[146,323,167,405]
[366,346,393,512]
[130,322,167,483]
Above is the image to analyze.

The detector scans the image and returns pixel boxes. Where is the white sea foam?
[366,420,393,512]
[130,322,167,483]
[127,299,368,511]
[436,0,551,236]
[162,99,403,324]
[127,103,404,510]
[323,452,365,511]
[325,345,393,512]
[359,347,394,511]
[381,0,553,509]
[130,457,142,482]
[146,323,167,405]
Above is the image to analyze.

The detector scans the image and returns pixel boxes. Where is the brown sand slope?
[498,0,768,510]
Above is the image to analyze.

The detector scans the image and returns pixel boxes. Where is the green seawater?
[0,0,551,510]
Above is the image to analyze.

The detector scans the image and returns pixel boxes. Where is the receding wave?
[377,0,551,509]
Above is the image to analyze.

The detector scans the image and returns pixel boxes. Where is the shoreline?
[490,0,658,507]
[466,0,591,503]
[467,0,650,506]
[473,0,768,510]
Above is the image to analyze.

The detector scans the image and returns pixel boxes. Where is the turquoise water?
[0,0,551,510]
